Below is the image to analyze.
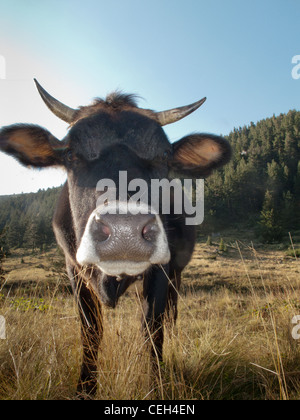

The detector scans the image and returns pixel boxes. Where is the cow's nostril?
[142,220,158,242]
[94,219,111,242]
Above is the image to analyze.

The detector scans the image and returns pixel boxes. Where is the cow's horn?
[34,79,78,123]
[156,97,207,126]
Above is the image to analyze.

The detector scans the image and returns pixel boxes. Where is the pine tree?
[23,220,39,252]
[281,191,297,231]
[0,229,6,279]
[267,160,284,206]
[257,190,283,243]
[7,218,23,248]
[294,162,300,230]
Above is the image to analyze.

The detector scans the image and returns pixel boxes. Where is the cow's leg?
[142,266,169,362]
[166,270,181,324]
[72,278,103,398]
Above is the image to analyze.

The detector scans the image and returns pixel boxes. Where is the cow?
[0,80,231,397]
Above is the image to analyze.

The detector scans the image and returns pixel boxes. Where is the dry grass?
[0,232,300,400]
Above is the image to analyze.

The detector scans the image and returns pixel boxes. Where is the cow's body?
[0,81,231,397]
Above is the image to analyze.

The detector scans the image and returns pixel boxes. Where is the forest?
[0,187,61,255]
[202,109,300,240]
[0,109,299,256]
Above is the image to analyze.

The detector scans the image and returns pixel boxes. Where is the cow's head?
[0,80,231,280]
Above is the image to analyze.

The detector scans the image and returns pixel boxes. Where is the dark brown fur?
[71,92,158,126]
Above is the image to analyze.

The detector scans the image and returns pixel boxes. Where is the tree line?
[0,109,299,261]
[203,109,300,241]
[0,187,62,254]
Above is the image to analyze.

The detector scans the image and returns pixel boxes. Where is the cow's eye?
[66,150,73,162]
[162,150,171,161]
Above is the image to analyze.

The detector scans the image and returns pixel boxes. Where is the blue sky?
[0,0,299,194]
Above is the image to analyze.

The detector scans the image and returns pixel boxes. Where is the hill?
[203,110,300,241]
[0,187,62,252]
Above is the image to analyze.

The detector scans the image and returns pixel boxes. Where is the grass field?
[0,229,299,400]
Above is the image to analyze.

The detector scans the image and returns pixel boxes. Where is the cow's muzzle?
[76,202,170,276]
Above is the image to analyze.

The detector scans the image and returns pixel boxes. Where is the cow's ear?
[0,124,66,167]
[169,134,231,177]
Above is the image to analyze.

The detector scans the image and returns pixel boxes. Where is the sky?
[0,0,299,195]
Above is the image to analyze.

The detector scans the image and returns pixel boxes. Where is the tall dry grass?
[0,238,300,400]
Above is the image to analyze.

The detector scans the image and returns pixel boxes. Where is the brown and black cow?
[0,80,231,397]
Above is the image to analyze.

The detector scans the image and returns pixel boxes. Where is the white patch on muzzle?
[76,202,170,276]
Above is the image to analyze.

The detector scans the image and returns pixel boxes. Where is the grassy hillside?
[0,230,299,400]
